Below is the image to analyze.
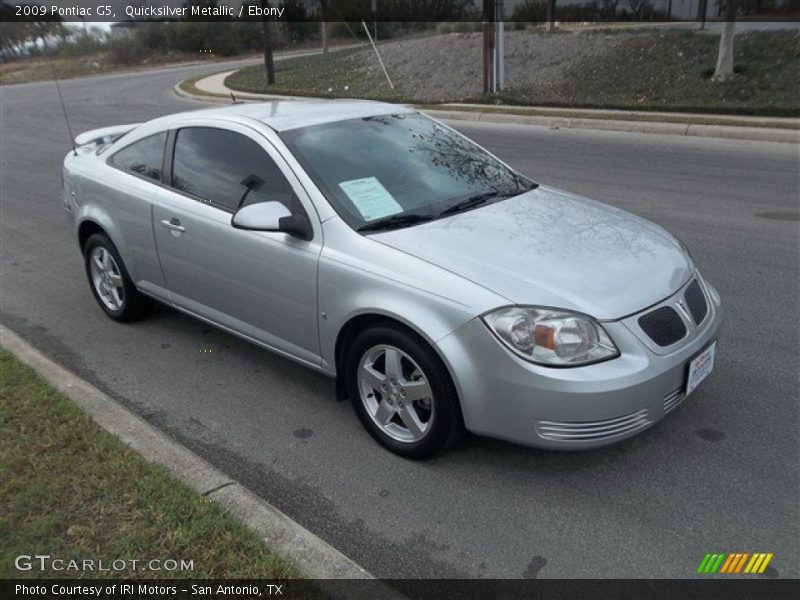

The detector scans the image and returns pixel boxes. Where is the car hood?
[371,186,693,320]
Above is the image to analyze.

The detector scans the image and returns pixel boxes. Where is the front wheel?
[345,325,462,459]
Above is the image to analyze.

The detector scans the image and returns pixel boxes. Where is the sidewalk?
[176,70,799,144]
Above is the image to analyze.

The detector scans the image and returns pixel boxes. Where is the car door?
[151,122,322,368]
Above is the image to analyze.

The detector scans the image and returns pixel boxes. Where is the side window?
[171,127,297,213]
[108,132,166,182]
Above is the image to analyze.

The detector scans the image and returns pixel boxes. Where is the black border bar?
[2,0,799,23]
[3,579,800,600]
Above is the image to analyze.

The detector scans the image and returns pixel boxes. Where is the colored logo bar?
[697,552,773,574]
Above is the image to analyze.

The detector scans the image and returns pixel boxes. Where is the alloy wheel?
[357,344,434,443]
[89,246,125,311]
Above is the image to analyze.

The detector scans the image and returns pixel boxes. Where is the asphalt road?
[1,60,798,580]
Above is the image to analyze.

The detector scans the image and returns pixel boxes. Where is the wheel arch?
[333,312,462,402]
[74,203,132,274]
[75,203,125,252]
[334,311,467,440]
[77,219,107,250]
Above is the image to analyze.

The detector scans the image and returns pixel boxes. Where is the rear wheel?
[345,325,462,459]
[83,232,151,322]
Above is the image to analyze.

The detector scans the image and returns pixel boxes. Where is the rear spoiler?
[74,123,141,148]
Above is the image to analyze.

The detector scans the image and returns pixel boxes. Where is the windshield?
[280,113,534,232]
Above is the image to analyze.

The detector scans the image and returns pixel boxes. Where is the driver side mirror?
[231,202,312,241]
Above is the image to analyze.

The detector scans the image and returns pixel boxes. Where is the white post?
[361,20,394,89]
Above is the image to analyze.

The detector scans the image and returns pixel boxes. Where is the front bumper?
[435,278,723,449]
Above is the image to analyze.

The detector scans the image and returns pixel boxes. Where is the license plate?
[686,341,717,397]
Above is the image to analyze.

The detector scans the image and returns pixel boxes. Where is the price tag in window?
[338,177,403,221]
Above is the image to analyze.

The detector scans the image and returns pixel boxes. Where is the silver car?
[63,100,722,458]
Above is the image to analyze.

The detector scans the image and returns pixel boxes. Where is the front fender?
[317,220,507,375]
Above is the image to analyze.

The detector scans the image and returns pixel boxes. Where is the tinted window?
[109,133,166,181]
[172,127,296,212]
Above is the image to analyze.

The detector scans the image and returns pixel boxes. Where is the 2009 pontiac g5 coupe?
[63,100,722,458]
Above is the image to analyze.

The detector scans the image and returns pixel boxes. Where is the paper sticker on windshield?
[338,177,402,221]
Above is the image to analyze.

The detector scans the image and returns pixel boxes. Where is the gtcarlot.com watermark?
[15,554,194,573]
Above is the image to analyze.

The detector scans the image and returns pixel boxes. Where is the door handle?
[160,218,185,233]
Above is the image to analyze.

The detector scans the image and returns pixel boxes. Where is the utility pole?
[697,0,708,30]
[545,0,556,32]
[495,1,505,91]
[372,0,377,42]
[320,0,328,55]
[261,0,275,85]
[482,0,494,94]
[482,1,505,94]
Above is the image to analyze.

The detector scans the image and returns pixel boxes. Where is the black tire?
[83,232,151,322]
[345,324,463,459]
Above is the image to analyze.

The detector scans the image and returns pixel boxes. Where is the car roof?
[164,99,415,132]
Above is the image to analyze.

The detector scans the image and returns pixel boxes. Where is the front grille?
[536,409,652,442]
[638,306,687,346]
[684,279,708,325]
[663,387,686,414]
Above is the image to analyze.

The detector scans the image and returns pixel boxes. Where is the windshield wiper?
[439,183,540,218]
[357,213,435,233]
[438,191,506,217]
[523,181,540,192]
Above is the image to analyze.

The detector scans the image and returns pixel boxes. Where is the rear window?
[108,133,167,182]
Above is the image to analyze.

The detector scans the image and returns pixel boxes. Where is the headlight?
[482,307,619,366]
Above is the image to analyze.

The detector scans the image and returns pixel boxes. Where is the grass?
[0,51,248,86]
[225,48,412,103]
[225,30,800,116]
[0,40,359,86]
[0,349,302,580]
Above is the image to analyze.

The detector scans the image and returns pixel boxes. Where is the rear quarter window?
[108,132,167,182]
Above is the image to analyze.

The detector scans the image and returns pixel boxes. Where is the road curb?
[421,109,800,144]
[174,80,302,104]
[0,325,404,598]
[175,75,799,144]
